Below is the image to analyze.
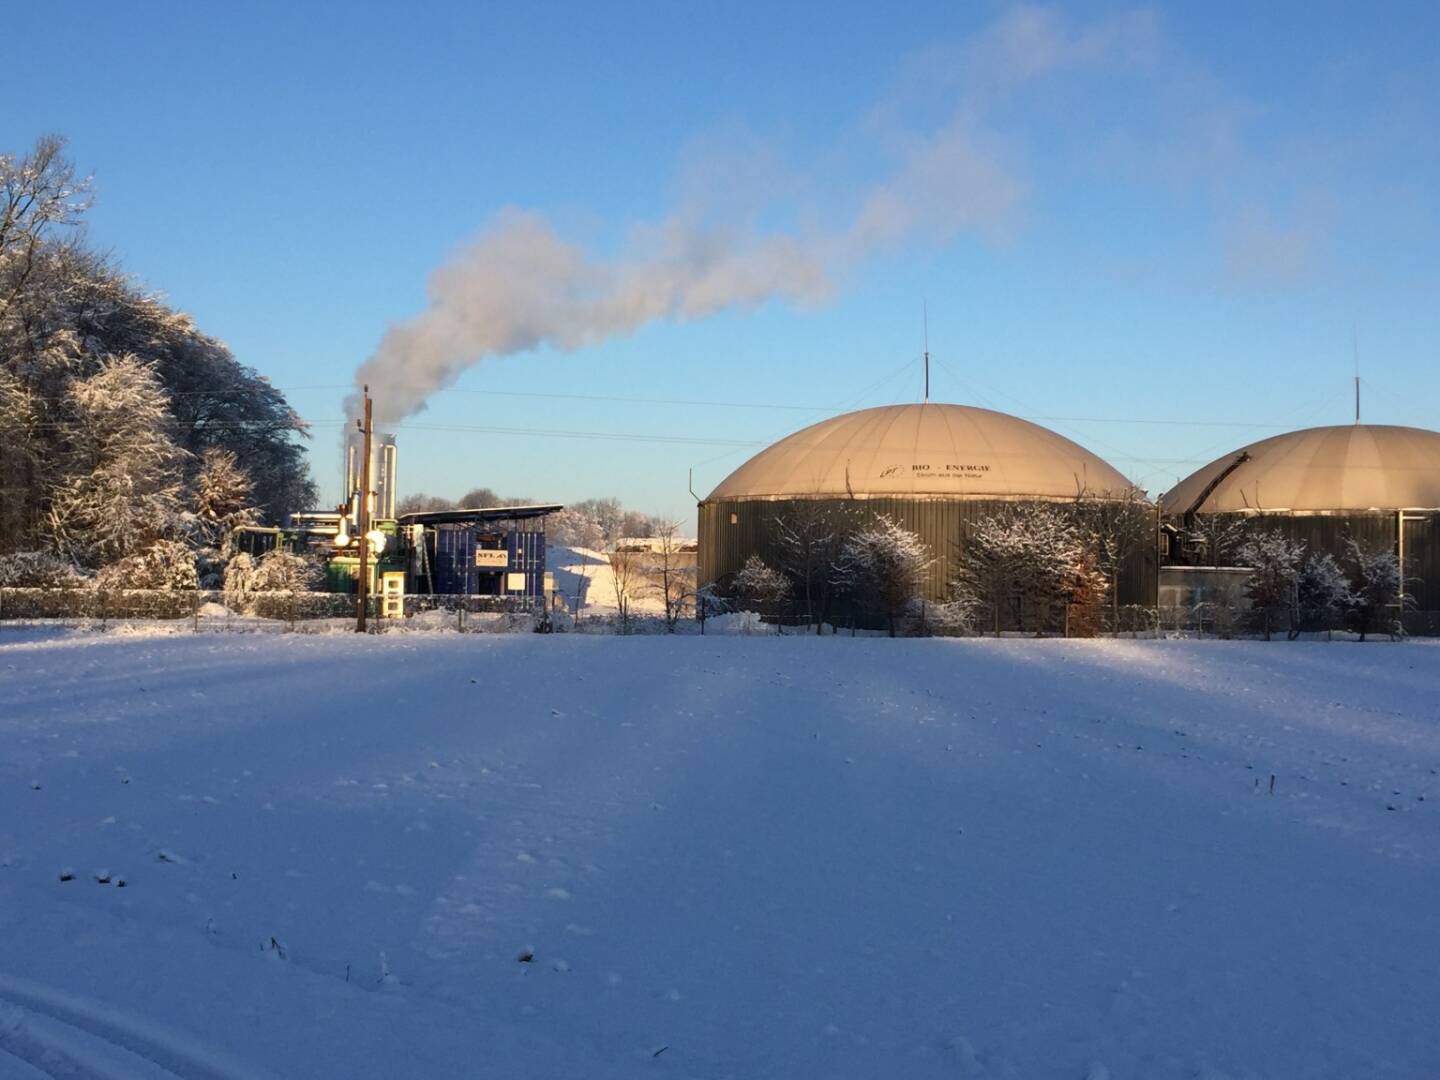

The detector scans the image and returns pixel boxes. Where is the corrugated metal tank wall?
[699,498,1157,608]
[1170,510,1439,620]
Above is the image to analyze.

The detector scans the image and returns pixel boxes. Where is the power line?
[13,375,1414,431]
[398,422,764,449]
[435,386,820,412]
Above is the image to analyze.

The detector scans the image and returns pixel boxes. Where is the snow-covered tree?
[192,448,259,545]
[1,135,316,555]
[1236,531,1305,640]
[224,550,322,613]
[833,517,931,636]
[1296,552,1352,638]
[953,502,1093,636]
[190,448,260,585]
[546,506,605,551]
[921,596,981,637]
[1344,539,1407,641]
[733,554,790,629]
[695,582,730,634]
[1061,545,1110,638]
[1074,488,1151,627]
[45,355,188,568]
[1,134,91,319]
[0,367,40,550]
[94,538,198,592]
[252,550,322,592]
[0,550,85,588]
[545,498,663,549]
[1187,514,1250,567]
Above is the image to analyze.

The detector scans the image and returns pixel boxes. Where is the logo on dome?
[877,462,990,479]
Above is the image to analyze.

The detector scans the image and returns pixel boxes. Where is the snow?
[549,545,668,615]
[1,631,1437,1078]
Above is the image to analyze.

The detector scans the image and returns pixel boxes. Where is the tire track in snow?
[0,976,276,1080]
[0,1001,170,1079]
[0,1039,56,1080]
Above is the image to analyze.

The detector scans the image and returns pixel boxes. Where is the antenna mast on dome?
[1353,328,1361,424]
[922,300,930,403]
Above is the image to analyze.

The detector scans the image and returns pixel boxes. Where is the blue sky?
[6,1,1438,523]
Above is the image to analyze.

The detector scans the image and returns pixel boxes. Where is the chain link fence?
[0,588,551,634]
[1,587,1429,639]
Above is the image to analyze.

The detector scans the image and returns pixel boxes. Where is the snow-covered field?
[2,631,1437,1079]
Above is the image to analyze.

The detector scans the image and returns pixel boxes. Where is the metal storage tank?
[698,402,1154,611]
[1159,424,1440,626]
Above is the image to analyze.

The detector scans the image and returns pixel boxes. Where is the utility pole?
[356,386,373,633]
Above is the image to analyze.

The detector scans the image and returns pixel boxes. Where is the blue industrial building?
[399,505,562,601]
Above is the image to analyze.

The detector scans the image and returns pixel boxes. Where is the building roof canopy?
[1160,424,1440,514]
[705,403,1136,502]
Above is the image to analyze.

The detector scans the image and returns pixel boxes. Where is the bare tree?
[649,521,697,632]
[1,135,92,319]
[608,543,641,634]
[1187,513,1250,567]
[395,493,456,515]
[770,499,859,633]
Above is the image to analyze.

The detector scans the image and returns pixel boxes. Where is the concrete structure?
[1160,424,1440,626]
[698,402,1155,609]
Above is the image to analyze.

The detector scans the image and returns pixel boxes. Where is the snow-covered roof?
[397,504,564,525]
[704,403,1136,502]
[1161,424,1440,515]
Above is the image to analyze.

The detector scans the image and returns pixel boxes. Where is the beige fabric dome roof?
[1161,424,1440,514]
[705,403,1136,502]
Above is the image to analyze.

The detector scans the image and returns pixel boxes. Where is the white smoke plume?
[350,6,1160,427]
[350,125,1018,428]
[351,210,837,426]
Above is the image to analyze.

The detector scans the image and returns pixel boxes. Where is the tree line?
[398,490,672,551]
[718,496,1412,639]
[1231,530,1407,641]
[0,136,316,586]
[717,495,1150,637]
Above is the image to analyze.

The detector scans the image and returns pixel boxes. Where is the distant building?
[398,505,563,601]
